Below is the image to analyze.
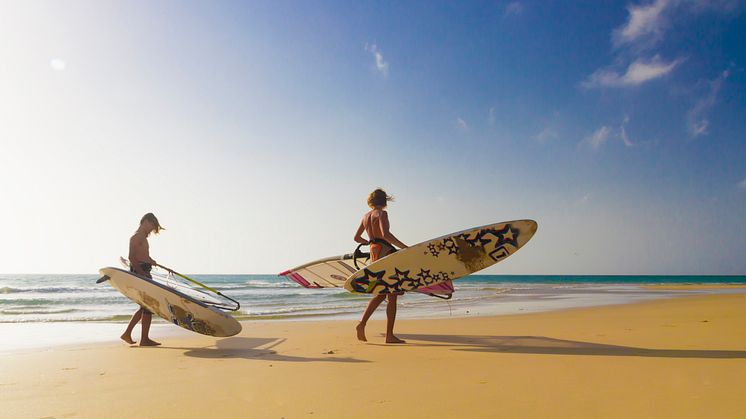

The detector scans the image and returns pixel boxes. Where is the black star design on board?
[496,224,519,247]
[396,268,421,291]
[427,243,440,257]
[474,230,493,247]
[412,268,431,288]
[351,268,386,292]
[387,268,411,284]
[443,238,459,255]
[461,233,481,247]
[480,226,518,248]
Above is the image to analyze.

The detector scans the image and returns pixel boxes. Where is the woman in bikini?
[353,189,408,344]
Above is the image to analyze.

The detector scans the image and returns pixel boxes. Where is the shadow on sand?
[398,334,746,359]
[165,337,369,363]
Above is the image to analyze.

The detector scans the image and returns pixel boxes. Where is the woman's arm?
[353,220,368,244]
[379,211,408,249]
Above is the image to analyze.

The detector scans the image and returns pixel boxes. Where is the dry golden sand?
[2,294,746,418]
[642,284,746,290]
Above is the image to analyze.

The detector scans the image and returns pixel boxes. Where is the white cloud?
[613,0,740,48]
[613,0,672,48]
[364,43,389,76]
[488,107,495,126]
[739,178,746,190]
[582,56,681,88]
[620,115,635,146]
[687,68,730,138]
[620,126,634,147]
[583,126,611,150]
[625,56,681,83]
[577,193,591,205]
[535,127,558,144]
[579,118,638,149]
[457,117,468,131]
[689,120,709,137]
[582,0,733,91]
[50,58,66,71]
[504,1,524,17]
[591,0,740,92]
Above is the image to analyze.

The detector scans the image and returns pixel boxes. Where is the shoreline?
[3,285,745,355]
[3,274,746,324]
[2,293,745,418]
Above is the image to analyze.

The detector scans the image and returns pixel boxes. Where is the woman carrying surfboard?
[120,213,164,347]
[353,189,408,344]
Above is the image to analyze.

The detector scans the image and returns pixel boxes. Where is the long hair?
[140,213,164,235]
[367,188,394,209]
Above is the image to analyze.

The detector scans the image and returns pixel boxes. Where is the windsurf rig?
[97,257,241,312]
[280,244,454,300]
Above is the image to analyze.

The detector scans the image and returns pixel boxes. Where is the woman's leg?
[385,294,405,343]
[356,294,387,341]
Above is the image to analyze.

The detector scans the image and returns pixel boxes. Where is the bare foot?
[139,339,161,347]
[385,335,406,344]
[120,334,136,345]
[356,322,367,342]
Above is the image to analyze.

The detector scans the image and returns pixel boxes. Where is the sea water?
[1,274,745,324]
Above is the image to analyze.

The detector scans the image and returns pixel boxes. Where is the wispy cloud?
[504,1,524,17]
[577,193,591,205]
[364,43,389,76]
[583,126,612,150]
[687,68,731,138]
[739,178,746,190]
[535,127,558,144]
[457,117,468,131]
[587,0,740,90]
[581,56,681,88]
[613,0,672,48]
[580,117,637,150]
[620,125,634,146]
[488,107,496,126]
[620,115,635,146]
[613,0,740,49]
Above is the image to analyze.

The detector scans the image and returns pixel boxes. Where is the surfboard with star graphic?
[343,220,538,294]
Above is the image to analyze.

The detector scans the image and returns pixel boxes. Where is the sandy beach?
[1,293,745,418]
[642,284,746,290]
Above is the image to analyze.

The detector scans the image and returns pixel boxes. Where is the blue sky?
[0,0,744,274]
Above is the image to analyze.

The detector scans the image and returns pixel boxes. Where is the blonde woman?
[353,189,408,344]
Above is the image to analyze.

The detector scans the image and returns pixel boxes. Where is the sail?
[280,252,454,298]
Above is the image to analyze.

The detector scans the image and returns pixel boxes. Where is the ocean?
[1,274,745,324]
